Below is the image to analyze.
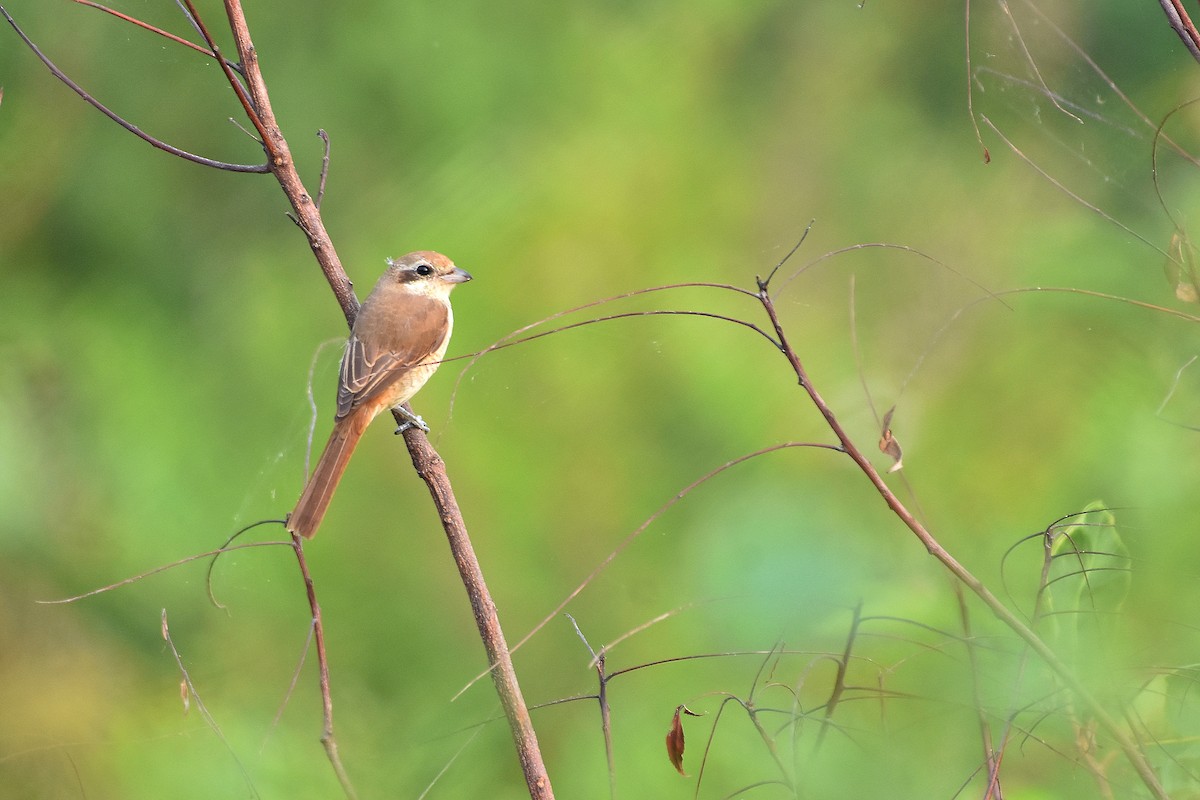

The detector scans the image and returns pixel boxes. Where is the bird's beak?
[444,266,472,284]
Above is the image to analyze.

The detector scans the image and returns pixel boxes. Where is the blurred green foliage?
[2,1,1200,797]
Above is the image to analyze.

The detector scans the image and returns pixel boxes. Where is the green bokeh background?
[3,1,1200,797]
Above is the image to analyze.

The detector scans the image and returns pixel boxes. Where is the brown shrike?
[286,251,471,539]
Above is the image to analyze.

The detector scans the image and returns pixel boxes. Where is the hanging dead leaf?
[666,705,686,775]
[879,406,903,472]
[665,704,703,776]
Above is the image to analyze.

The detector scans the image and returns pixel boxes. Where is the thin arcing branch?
[0,5,269,172]
[72,0,238,66]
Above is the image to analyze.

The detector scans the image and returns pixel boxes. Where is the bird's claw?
[393,409,430,434]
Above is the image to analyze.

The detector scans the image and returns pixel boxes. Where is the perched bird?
[286,251,471,539]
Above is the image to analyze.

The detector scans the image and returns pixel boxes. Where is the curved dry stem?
[38,537,287,605]
[963,0,991,163]
[286,530,358,800]
[447,281,764,415]
[776,240,1007,310]
[1151,97,1200,240]
[996,0,1081,124]
[205,518,291,609]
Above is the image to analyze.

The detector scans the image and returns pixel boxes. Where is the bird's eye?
[414,263,434,276]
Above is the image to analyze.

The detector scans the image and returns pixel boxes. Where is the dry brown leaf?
[665,705,687,776]
[879,406,904,473]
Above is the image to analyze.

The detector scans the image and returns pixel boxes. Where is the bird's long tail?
[286,415,367,539]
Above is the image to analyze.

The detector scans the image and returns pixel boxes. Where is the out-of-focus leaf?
[1047,503,1131,614]
[1165,230,1200,304]
[1043,502,1132,666]
[878,406,903,473]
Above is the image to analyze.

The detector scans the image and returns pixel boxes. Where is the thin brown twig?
[604,647,830,683]
[816,602,861,749]
[963,0,990,163]
[956,582,1005,800]
[286,531,357,799]
[71,0,234,65]
[316,129,331,209]
[565,617,616,798]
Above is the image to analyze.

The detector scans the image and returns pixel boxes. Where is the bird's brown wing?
[335,296,449,419]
